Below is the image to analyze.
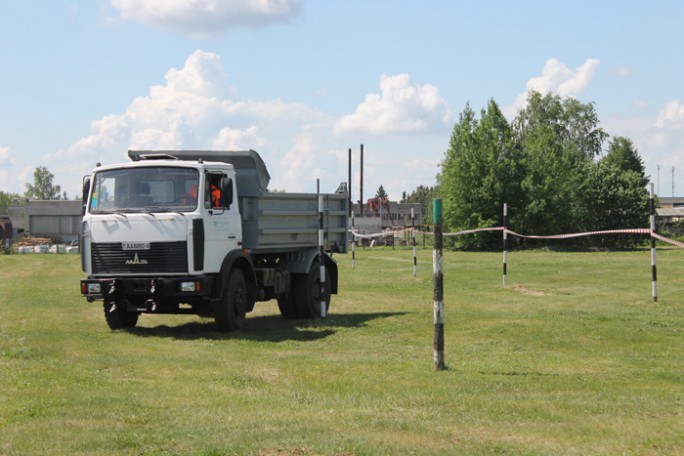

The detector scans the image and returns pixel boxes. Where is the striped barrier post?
[317,179,327,318]
[503,203,508,288]
[351,211,356,269]
[650,183,658,302]
[433,199,445,371]
[412,208,417,277]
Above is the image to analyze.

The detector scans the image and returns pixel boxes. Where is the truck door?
[201,172,241,271]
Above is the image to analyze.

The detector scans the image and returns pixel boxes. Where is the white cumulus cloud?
[0,146,34,194]
[0,146,10,164]
[603,98,684,190]
[46,49,323,195]
[505,58,600,118]
[212,126,266,150]
[0,147,10,193]
[333,74,451,137]
[110,0,301,37]
[613,66,631,77]
[655,99,684,129]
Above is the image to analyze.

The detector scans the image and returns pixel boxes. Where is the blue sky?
[1,1,683,200]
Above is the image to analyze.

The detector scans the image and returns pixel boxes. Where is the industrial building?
[7,200,82,243]
[350,199,422,245]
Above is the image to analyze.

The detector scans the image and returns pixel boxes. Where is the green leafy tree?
[602,136,648,185]
[438,100,525,249]
[375,185,388,200]
[514,91,607,159]
[574,161,649,247]
[0,191,21,215]
[24,166,62,200]
[402,184,437,226]
[438,92,647,250]
[513,91,607,236]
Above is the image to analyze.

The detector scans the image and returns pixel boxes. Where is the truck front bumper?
[80,276,214,303]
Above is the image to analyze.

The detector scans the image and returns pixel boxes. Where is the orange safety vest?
[211,184,222,207]
[181,184,198,205]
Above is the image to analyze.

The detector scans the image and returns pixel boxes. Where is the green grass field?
[1,247,683,455]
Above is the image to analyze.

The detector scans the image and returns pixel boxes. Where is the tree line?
[6,92,652,251]
[0,166,67,215]
[403,91,650,249]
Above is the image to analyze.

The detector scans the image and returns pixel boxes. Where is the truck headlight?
[180,281,198,292]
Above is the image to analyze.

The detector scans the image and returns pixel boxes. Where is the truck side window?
[206,175,223,208]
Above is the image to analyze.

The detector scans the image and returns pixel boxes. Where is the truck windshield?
[89,167,199,213]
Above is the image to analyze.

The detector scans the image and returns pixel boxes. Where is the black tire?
[103,299,139,330]
[294,262,331,319]
[277,279,300,319]
[215,268,248,331]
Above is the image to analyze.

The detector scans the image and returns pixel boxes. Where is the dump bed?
[128,149,349,254]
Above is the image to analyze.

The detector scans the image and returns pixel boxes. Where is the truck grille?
[91,242,188,274]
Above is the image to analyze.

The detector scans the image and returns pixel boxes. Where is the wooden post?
[650,183,658,302]
[433,199,445,370]
[317,179,327,317]
[503,203,508,288]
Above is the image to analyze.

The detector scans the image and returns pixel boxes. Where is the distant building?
[657,196,684,208]
[8,200,82,242]
[0,216,12,244]
[351,199,422,236]
[656,197,684,235]
[656,207,684,221]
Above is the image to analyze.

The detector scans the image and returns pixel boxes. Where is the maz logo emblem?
[126,252,149,265]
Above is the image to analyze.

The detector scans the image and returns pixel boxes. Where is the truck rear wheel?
[294,262,331,319]
[215,268,248,331]
[103,299,139,330]
[277,287,300,319]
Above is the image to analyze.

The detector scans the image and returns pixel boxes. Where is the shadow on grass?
[127,311,408,342]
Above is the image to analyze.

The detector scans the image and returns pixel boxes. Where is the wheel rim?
[234,283,246,317]
[312,279,321,300]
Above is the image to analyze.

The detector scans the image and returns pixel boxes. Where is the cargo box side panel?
[322,193,348,253]
[257,193,319,251]
[240,192,348,253]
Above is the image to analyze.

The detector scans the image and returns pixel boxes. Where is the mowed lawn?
[1,247,683,455]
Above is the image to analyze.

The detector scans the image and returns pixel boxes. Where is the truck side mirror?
[82,176,91,215]
[222,178,233,208]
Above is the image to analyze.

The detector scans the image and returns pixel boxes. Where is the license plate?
[122,242,150,251]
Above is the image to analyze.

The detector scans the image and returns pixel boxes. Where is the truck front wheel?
[215,268,248,331]
[294,261,331,319]
[103,300,139,330]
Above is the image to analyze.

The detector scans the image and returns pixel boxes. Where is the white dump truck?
[79,150,348,331]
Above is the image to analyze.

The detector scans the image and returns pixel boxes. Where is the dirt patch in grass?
[260,449,313,456]
[260,450,354,456]
[510,285,547,296]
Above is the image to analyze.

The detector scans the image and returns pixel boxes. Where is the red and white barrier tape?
[443,227,504,237]
[350,230,383,239]
[350,227,413,239]
[505,227,651,240]
[352,225,684,249]
[651,232,684,249]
